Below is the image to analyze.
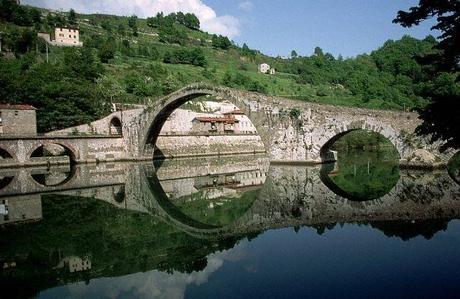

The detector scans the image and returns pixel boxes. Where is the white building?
[54,27,83,47]
[38,28,83,47]
[258,63,275,75]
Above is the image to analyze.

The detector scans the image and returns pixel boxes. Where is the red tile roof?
[0,104,37,110]
[194,116,239,124]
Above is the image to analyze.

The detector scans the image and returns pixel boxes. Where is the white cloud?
[41,243,249,299]
[25,0,241,37]
[238,1,254,12]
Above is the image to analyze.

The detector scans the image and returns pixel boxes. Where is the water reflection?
[0,154,460,299]
[154,156,267,227]
[448,152,460,185]
[320,150,400,201]
[31,165,75,187]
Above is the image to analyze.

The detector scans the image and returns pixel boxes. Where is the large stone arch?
[140,85,272,158]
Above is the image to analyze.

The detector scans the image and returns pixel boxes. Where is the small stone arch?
[28,142,78,165]
[0,146,16,160]
[319,121,403,163]
[30,165,77,187]
[113,186,126,203]
[109,117,122,136]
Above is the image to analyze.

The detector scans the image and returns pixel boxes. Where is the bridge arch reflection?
[146,155,269,232]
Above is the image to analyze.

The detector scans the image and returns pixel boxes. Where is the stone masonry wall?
[155,135,265,158]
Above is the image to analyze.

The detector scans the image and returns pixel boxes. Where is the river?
[1,150,460,299]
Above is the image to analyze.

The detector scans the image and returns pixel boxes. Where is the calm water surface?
[1,151,460,299]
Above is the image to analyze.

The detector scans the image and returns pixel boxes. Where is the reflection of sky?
[38,243,249,299]
[38,221,460,299]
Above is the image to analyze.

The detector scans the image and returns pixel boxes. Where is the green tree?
[314,46,324,57]
[394,0,460,149]
[68,9,77,25]
[291,50,298,59]
[184,13,200,30]
[128,15,138,36]
[212,35,232,50]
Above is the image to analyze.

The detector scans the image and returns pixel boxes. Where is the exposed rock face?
[43,144,66,156]
[408,149,437,164]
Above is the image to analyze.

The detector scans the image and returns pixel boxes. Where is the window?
[69,35,72,38]
[74,35,77,38]
[0,112,2,126]
[14,111,18,116]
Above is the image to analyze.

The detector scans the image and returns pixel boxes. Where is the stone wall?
[0,109,36,135]
[155,135,265,158]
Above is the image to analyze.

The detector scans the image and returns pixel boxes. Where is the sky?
[23,0,437,58]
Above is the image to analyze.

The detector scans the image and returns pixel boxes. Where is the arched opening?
[0,176,14,190]
[30,143,77,165]
[31,164,76,187]
[0,147,14,160]
[109,117,122,136]
[113,186,126,203]
[141,91,269,231]
[147,95,265,160]
[448,151,460,185]
[148,154,269,229]
[320,130,400,201]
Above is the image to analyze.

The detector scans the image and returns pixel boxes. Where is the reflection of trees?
[307,220,450,241]
[0,195,251,299]
[173,189,259,227]
[370,220,450,241]
[328,150,400,201]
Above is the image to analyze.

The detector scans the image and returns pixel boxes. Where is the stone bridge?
[1,156,459,238]
[0,83,454,167]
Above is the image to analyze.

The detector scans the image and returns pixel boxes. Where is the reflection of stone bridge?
[0,84,454,167]
[1,157,459,238]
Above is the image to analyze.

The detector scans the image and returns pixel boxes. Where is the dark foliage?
[212,34,232,50]
[163,48,207,67]
[394,0,460,149]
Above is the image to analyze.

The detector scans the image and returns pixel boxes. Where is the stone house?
[57,256,92,273]
[258,63,275,74]
[0,104,37,135]
[53,27,83,47]
[223,109,258,134]
[258,63,270,74]
[191,116,239,133]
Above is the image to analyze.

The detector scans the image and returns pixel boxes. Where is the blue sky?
[209,0,437,58]
[24,0,437,58]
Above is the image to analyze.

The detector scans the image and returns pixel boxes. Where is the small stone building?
[0,104,37,135]
[258,63,270,74]
[191,116,239,134]
[53,27,83,47]
[223,109,258,134]
[258,63,275,74]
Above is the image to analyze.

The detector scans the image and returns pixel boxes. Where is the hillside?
[0,1,443,132]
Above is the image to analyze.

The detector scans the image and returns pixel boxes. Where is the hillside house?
[53,27,83,47]
[258,63,275,74]
[0,104,37,135]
